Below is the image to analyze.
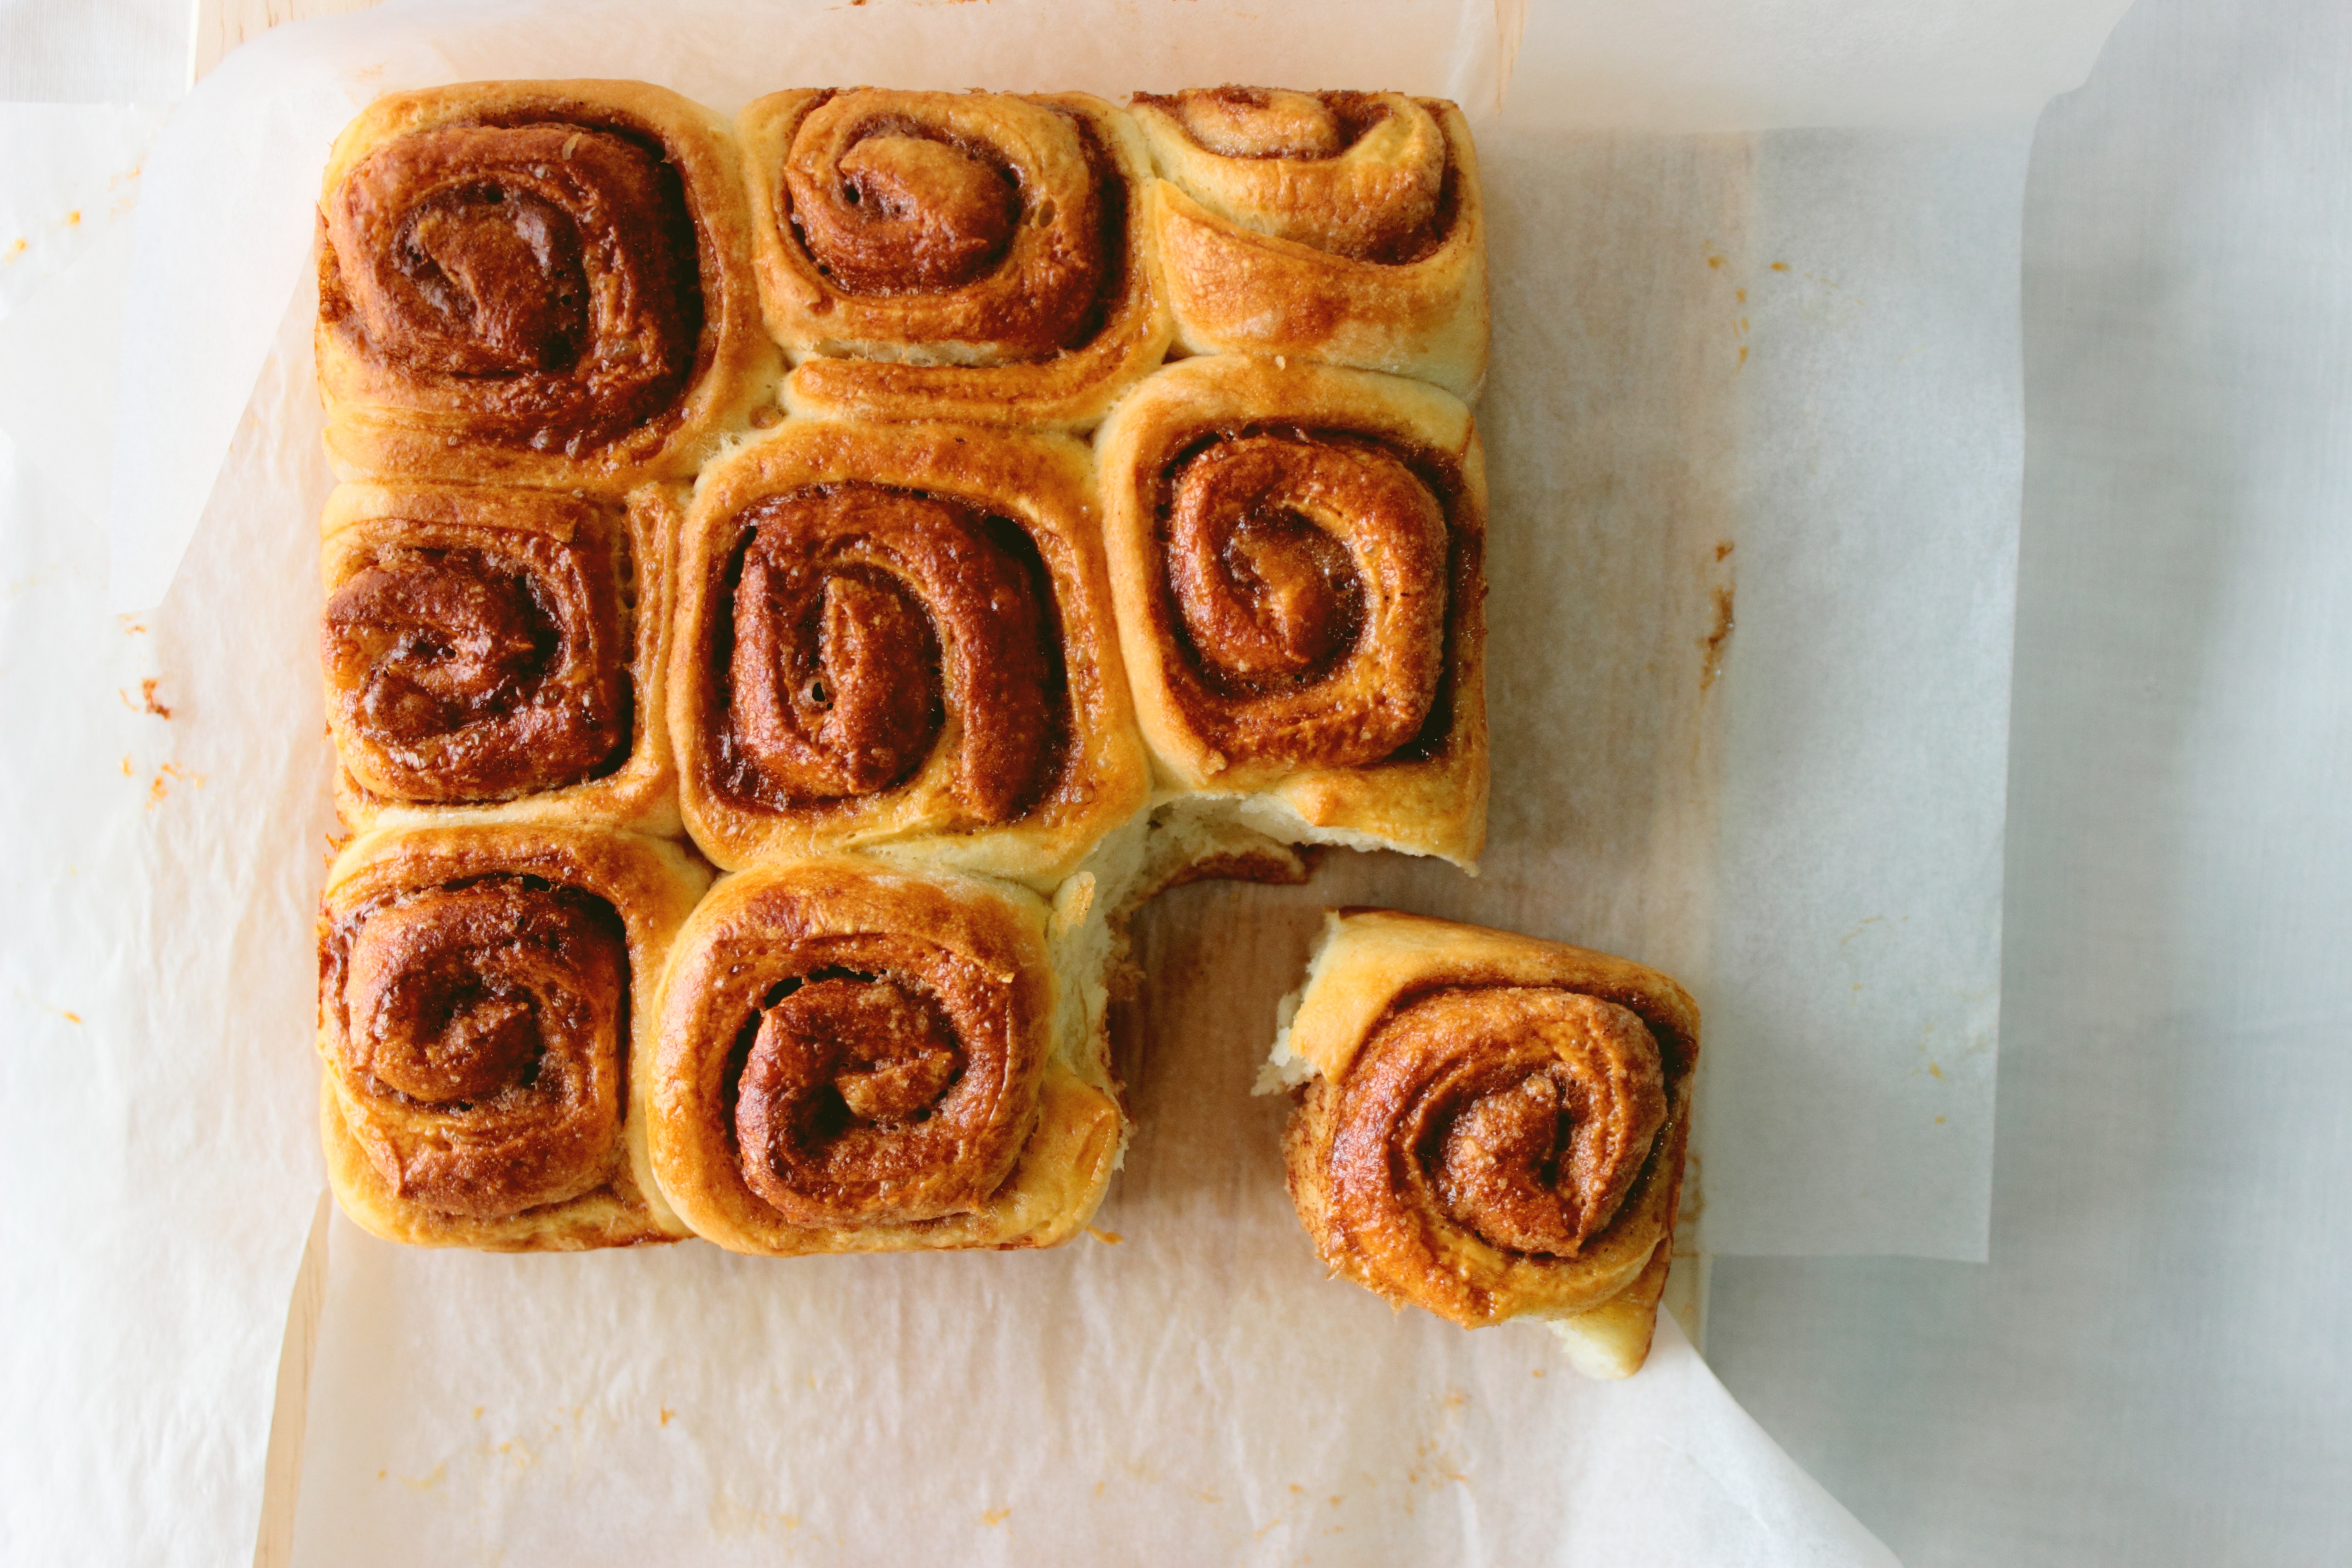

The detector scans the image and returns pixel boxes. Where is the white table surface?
[6,0,2349,1562]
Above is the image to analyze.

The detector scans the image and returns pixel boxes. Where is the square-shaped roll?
[315,80,776,490]
[1129,89,1488,399]
[319,480,683,836]
[316,823,709,1250]
[648,857,1124,1255]
[670,420,1150,889]
[1096,356,1488,867]
[1267,909,1699,1379]
[739,88,1172,430]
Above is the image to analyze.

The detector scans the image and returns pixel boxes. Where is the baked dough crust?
[1130,90,1488,399]
[1273,909,1698,1377]
[670,419,1150,888]
[1096,355,1488,867]
[317,823,709,1250]
[316,79,776,490]
[320,480,684,837]
[740,88,1172,429]
[648,858,1122,1254]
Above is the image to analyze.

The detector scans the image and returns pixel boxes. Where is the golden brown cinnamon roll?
[1129,88,1487,398]
[1097,356,1487,866]
[670,420,1149,888]
[316,824,709,1249]
[316,81,774,490]
[1270,910,1698,1378]
[319,481,683,835]
[648,858,1122,1254]
[738,88,1171,429]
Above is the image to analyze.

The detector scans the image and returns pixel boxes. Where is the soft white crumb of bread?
[1257,909,1348,1094]
[1542,1309,1650,1380]
[1235,796,1421,861]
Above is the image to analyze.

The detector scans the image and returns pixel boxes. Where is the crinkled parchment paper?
[0,0,2132,1559]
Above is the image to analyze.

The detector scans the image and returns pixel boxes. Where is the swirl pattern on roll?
[322,878,628,1219]
[718,483,1059,820]
[652,864,1052,1234]
[1132,88,1454,264]
[768,89,1117,363]
[319,118,704,456]
[1319,986,1668,1325]
[322,524,627,804]
[728,943,1035,1225]
[1155,430,1450,769]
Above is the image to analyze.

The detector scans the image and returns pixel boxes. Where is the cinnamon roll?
[670,420,1149,888]
[1269,910,1698,1378]
[316,824,709,1249]
[319,480,683,835]
[1129,88,1487,399]
[316,80,775,491]
[1096,355,1487,867]
[738,88,1171,429]
[648,858,1122,1254]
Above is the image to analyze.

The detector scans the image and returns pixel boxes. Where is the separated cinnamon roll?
[1269,910,1698,1378]
[316,81,774,491]
[648,858,1123,1254]
[1096,356,1487,867]
[317,824,709,1249]
[739,88,1171,429]
[670,420,1149,887]
[319,481,682,835]
[1129,88,1487,398]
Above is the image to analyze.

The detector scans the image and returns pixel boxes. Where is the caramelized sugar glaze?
[322,874,631,1220]
[648,860,1122,1254]
[316,826,708,1248]
[1153,426,1462,772]
[315,83,770,489]
[781,89,1112,358]
[1307,986,1673,1325]
[1130,87,1457,264]
[701,926,1039,1227]
[1280,913,1698,1334]
[320,117,705,455]
[321,488,631,804]
[1095,356,1488,869]
[741,87,1172,426]
[671,421,1147,885]
[716,483,1063,819]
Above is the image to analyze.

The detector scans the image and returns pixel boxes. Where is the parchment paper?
[0,0,2133,1559]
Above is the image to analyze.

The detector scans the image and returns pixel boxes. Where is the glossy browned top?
[654,862,1051,1229]
[323,876,627,1219]
[727,953,1024,1226]
[1312,985,1672,1326]
[768,88,1119,360]
[319,120,703,455]
[715,482,1059,821]
[1131,87,1455,264]
[1154,429,1452,769]
[321,524,627,804]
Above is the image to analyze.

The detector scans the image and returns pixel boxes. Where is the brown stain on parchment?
[708,1489,802,1537]
[142,760,204,808]
[119,676,172,718]
[1700,584,1735,691]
